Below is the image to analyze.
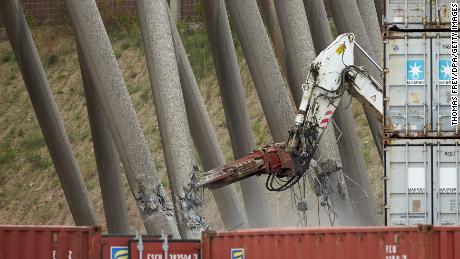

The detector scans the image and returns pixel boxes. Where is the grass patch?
[114,48,122,59]
[47,54,59,66]
[121,41,131,50]
[38,205,54,222]
[21,131,46,151]
[26,153,52,170]
[2,51,14,63]
[0,146,15,166]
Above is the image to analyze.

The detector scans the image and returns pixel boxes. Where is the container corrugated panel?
[0,225,101,259]
[385,139,460,226]
[128,240,201,259]
[384,31,458,137]
[202,226,460,259]
[384,0,458,29]
[385,139,432,225]
[433,143,460,225]
[100,235,161,259]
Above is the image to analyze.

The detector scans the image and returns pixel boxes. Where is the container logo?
[111,246,128,259]
[439,59,452,83]
[407,60,425,85]
[231,248,244,259]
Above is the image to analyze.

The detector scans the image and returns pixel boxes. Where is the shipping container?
[101,235,161,259]
[202,226,460,259]
[384,0,457,29]
[0,225,101,259]
[128,239,201,259]
[385,139,460,226]
[383,31,458,138]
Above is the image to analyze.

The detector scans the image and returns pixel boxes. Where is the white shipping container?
[385,0,458,29]
[385,139,460,226]
[384,31,458,137]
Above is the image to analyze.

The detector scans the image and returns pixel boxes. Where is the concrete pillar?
[355,0,384,161]
[303,0,359,227]
[136,0,205,239]
[258,0,287,75]
[328,0,383,163]
[273,0,355,226]
[356,0,383,63]
[169,0,181,22]
[328,0,382,225]
[374,0,383,29]
[202,0,274,228]
[224,0,295,142]
[167,9,248,230]
[63,0,180,236]
[274,0,316,106]
[77,43,130,234]
[0,0,98,226]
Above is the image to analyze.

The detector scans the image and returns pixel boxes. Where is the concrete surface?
[77,42,130,234]
[274,0,316,106]
[63,0,180,236]
[136,0,205,239]
[167,6,248,231]
[202,0,274,228]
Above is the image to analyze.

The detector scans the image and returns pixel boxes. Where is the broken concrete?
[0,0,99,226]
[77,43,130,234]
[202,0,274,228]
[63,0,180,236]
[136,0,206,239]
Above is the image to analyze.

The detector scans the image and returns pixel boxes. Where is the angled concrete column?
[77,43,130,234]
[136,0,205,239]
[224,0,295,142]
[167,9,248,230]
[63,0,180,236]
[202,0,274,228]
[356,0,383,63]
[223,0,336,226]
[169,0,181,22]
[325,0,382,225]
[282,0,354,226]
[258,0,287,75]
[274,0,316,106]
[329,0,383,163]
[0,0,98,226]
[374,0,383,29]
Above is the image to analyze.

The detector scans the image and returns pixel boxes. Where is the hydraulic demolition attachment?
[198,33,383,191]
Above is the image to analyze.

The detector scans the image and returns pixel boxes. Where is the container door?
[434,0,459,25]
[385,0,429,28]
[432,34,458,134]
[385,143,432,225]
[433,143,460,225]
[385,35,430,135]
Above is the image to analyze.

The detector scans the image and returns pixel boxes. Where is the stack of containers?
[383,0,459,226]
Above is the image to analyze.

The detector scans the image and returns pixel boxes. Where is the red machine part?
[198,143,295,189]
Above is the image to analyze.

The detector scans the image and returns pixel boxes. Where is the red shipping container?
[101,235,161,259]
[0,225,101,259]
[202,226,460,259]
[129,240,200,259]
